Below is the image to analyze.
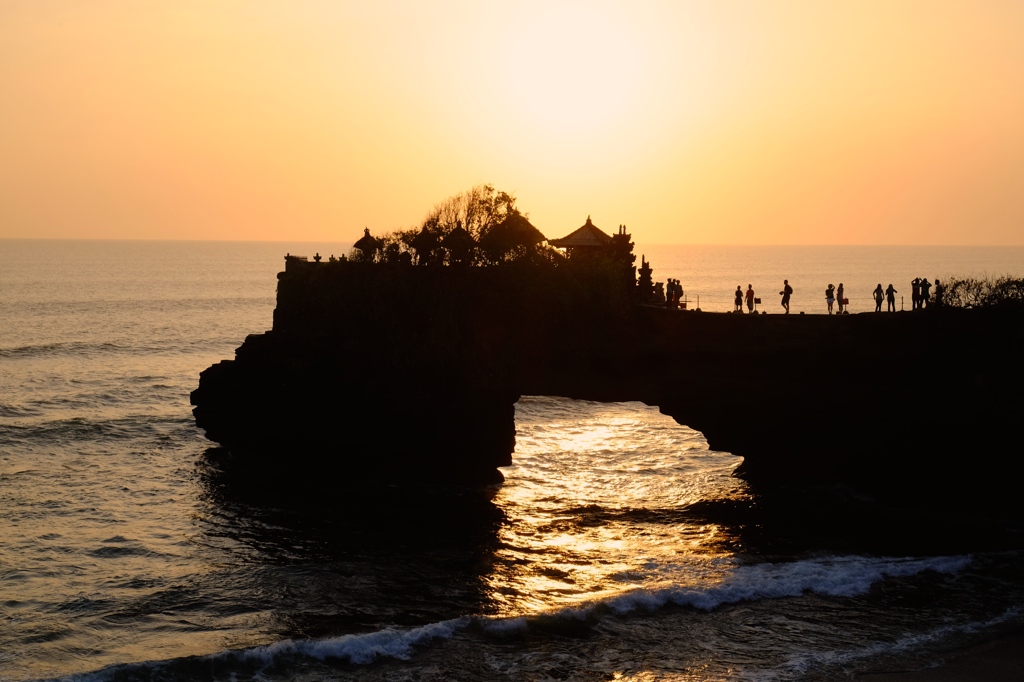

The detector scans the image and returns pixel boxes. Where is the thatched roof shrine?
[549,217,612,250]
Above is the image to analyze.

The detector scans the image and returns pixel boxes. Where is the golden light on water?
[486,399,743,615]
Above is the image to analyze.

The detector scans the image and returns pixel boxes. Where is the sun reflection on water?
[487,396,747,616]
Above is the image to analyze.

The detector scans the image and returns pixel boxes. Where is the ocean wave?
[0,338,238,360]
[597,554,973,615]
[55,555,971,680]
[474,555,972,635]
[60,618,472,681]
[0,341,128,359]
[0,403,43,418]
[0,415,198,448]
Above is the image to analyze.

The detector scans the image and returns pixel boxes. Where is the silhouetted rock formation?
[192,258,1024,503]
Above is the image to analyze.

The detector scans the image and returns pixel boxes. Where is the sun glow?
[496,6,648,137]
[3,1,1024,243]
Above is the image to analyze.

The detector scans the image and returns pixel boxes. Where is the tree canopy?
[352,184,564,266]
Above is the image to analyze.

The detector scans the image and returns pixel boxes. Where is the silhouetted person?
[911,278,921,310]
[825,284,835,314]
[885,284,897,312]
[873,284,884,312]
[837,283,846,314]
[734,286,743,312]
[780,280,793,314]
[746,284,755,313]
[933,279,944,307]
[665,279,682,309]
[920,278,931,309]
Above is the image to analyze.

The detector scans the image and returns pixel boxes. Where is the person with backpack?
[780,280,793,314]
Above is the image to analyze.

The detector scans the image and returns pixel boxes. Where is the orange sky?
[2,1,1023,244]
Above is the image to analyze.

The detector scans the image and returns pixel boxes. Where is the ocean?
[2,239,1024,681]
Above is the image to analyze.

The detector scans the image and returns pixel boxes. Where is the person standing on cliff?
[911,277,921,310]
[837,283,846,314]
[933,279,944,307]
[873,284,884,312]
[825,284,835,314]
[920,278,932,309]
[734,286,744,313]
[746,284,755,313]
[780,280,793,314]
[885,283,898,312]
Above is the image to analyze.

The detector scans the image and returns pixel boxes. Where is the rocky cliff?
[192,258,1024,500]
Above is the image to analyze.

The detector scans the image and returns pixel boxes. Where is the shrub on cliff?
[941,275,1024,309]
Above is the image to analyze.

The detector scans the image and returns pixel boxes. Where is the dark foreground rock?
[192,259,1024,504]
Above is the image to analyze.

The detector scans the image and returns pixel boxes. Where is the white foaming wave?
[58,618,473,681]
[479,554,972,633]
[57,555,971,680]
[601,554,972,615]
[233,616,471,665]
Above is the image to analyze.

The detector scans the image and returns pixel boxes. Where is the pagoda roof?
[353,227,379,252]
[549,217,612,248]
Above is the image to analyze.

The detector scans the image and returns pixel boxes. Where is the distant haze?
[2,1,1023,245]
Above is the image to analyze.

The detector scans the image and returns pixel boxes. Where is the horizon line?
[3,237,1023,248]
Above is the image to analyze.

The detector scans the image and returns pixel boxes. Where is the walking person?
[837,283,846,314]
[780,280,793,314]
[734,285,743,313]
[885,283,897,312]
[825,284,835,314]
[745,284,755,313]
[872,284,884,312]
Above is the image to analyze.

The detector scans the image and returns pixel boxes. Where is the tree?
[419,185,518,239]
[410,184,522,265]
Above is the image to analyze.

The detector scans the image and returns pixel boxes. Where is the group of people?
[910,277,944,310]
[730,282,801,314]
[664,279,684,309]
[824,283,847,314]
[870,284,900,312]
[715,276,946,314]
[775,278,939,314]
[733,284,759,313]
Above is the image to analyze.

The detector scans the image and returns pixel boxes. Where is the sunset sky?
[2,1,1023,244]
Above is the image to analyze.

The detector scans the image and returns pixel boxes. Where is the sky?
[1,0,1023,245]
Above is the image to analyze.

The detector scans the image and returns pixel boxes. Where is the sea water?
[2,239,1024,681]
